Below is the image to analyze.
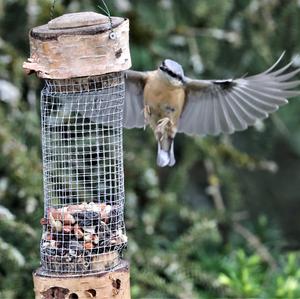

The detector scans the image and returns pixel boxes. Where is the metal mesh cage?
[40,72,127,275]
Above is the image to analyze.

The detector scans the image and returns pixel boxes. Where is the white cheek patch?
[168,77,183,86]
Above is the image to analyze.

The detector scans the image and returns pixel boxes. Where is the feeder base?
[33,260,131,299]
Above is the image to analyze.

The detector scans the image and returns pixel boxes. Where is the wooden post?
[24,12,132,299]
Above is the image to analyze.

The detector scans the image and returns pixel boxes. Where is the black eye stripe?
[160,66,183,82]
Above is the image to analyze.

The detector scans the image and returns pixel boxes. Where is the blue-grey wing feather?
[123,70,146,129]
[178,55,300,136]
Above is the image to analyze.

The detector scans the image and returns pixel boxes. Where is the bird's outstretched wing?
[123,70,147,128]
[178,54,300,136]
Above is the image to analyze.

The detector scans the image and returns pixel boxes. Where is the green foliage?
[219,250,263,297]
[1,0,300,298]
[272,254,300,299]
[218,251,300,299]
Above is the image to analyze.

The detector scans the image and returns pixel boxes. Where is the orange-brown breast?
[143,71,186,131]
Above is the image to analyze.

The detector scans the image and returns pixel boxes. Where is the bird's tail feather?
[157,140,176,167]
[169,140,176,166]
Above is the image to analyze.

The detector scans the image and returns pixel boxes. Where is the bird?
[123,53,300,167]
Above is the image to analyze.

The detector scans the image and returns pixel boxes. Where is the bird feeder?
[23,12,131,299]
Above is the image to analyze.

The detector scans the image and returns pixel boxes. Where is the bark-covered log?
[23,12,131,79]
[33,261,130,299]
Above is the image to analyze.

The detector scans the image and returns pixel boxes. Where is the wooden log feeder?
[23,12,131,78]
[23,12,131,299]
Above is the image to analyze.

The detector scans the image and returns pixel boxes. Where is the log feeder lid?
[31,12,124,41]
[23,12,131,79]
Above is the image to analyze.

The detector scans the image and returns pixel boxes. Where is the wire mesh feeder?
[24,12,132,298]
[39,73,127,275]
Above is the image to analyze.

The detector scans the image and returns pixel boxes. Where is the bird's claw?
[156,117,173,131]
[144,105,151,118]
[143,105,151,129]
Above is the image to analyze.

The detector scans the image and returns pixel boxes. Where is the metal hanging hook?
[98,0,116,40]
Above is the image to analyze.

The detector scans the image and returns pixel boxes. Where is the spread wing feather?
[123,70,147,128]
[60,71,146,126]
[179,55,300,136]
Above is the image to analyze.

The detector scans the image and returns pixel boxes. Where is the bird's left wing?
[178,55,300,136]
[123,70,147,128]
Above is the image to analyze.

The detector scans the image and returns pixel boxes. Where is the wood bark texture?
[33,261,131,299]
[23,12,131,79]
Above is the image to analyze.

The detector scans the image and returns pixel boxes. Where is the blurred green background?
[1,0,300,298]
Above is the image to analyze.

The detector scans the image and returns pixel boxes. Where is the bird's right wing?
[123,70,147,128]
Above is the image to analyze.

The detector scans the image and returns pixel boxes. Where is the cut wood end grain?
[48,12,109,30]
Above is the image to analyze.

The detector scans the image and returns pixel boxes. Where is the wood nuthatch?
[124,53,300,167]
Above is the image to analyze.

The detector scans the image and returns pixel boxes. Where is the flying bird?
[123,53,300,167]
